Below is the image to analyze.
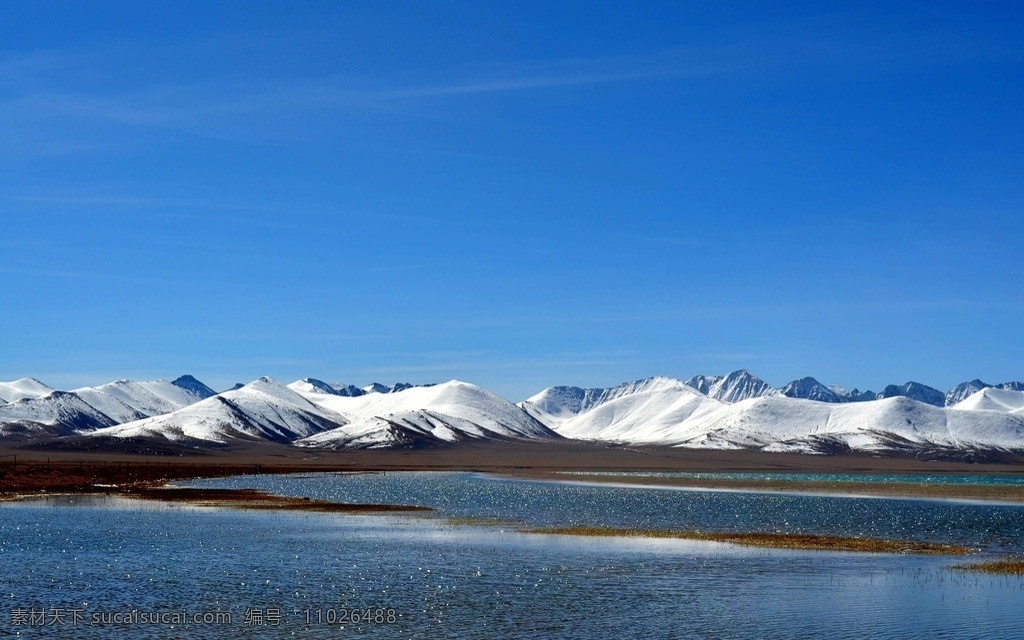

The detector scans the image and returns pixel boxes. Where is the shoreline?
[516,527,974,555]
[503,471,1024,504]
[3,441,1024,502]
[3,446,1023,570]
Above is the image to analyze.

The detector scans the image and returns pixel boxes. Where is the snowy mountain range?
[523,380,1024,455]
[684,370,777,403]
[290,379,556,449]
[0,375,215,438]
[2,371,1023,456]
[90,377,347,444]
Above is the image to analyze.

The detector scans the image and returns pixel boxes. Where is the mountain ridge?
[3,371,1024,456]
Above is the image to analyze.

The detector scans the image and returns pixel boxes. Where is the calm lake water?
[2,472,1022,639]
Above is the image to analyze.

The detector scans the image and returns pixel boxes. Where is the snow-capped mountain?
[72,377,215,424]
[0,375,214,435]
[288,377,346,397]
[685,372,953,407]
[331,383,367,397]
[4,370,1024,456]
[518,384,607,426]
[359,382,423,394]
[525,389,1024,455]
[287,379,426,398]
[91,377,347,444]
[829,386,877,403]
[683,374,717,396]
[520,374,1024,455]
[0,390,118,438]
[520,377,689,427]
[876,382,945,407]
[685,370,777,403]
[524,377,724,443]
[946,379,991,407]
[0,377,55,403]
[951,388,1024,413]
[946,379,1024,407]
[676,395,1024,454]
[170,374,217,398]
[780,377,843,403]
[295,380,558,449]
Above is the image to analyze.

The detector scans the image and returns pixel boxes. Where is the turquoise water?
[554,471,1024,486]
[2,472,1023,638]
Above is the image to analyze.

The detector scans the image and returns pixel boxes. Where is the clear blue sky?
[2,1,1022,400]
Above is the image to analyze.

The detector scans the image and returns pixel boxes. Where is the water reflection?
[186,471,1024,553]
[1,473,1022,639]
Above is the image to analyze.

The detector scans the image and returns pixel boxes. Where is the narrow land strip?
[517,527,974,555]
[955,558,1024,574]
[507,471,1024,503]
[120,486,432,513]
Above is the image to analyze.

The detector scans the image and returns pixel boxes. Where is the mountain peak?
[330,383,367,397]
[362,382,424,394]
[702,370,776,403]
[0,377,57,403]
[780,377,842,403]
[171,374,216,399]
[878,381,945,407]
[684,374,719,395]
[945,379,992,406]
[297,378,341,395]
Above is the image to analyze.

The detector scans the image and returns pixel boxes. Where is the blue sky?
[2,1,1022,400]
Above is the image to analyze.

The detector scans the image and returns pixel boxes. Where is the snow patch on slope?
[0,391,116,436]
[0,378,55,403]
[952,388,1024,413]
[93,377,347,444]
[72,379,210,424]
[295,380,557,448]
[548,378,725,443]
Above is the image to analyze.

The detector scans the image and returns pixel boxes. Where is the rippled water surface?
[188,471,1024,551]
[2,472,1023,639]
[556,471,1024,485]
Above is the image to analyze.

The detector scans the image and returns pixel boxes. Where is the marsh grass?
[443,515,521,527]
[518,526,974,555]
[954,558,1024,575]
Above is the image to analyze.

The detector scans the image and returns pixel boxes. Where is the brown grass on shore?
[954,558,1024,575]
[0,461,431,513]
[0,459,321,495]
[518,527,974,555]
[119,486,432,513]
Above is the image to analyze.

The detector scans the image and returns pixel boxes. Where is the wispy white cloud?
[0,50,70,81]
[0,34,844,147]
[12,194,281,211]
[3,20,1014,154]
[633,235,707,248]
[0,266,146,284]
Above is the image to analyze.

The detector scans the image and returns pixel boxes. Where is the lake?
[2,471,1022,638]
